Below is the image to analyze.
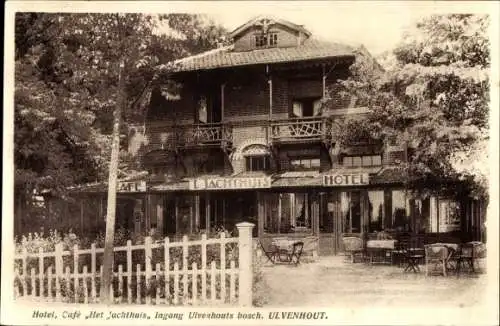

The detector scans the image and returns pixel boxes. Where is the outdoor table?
[403,248,425,273]
[366,240,397,264]
[271,238,297,263]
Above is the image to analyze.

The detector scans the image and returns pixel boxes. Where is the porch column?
[257,192,265,237]
[278,193,282,233]
[322,64,326,98]
[267,65,272,145]
[80,198,84,233]
[175,197,179,235]
[156,195,164,236]
[221,84,225,122]
[194,194,200,233]
[267,65,273,119]
[206,192,211,233]
[312,193,320,235]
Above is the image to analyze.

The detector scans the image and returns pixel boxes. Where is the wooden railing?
[180,123,232,147]
[140,123,233,152]
[270,117,328,142]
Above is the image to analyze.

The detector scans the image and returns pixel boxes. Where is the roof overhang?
[229,16,312,39]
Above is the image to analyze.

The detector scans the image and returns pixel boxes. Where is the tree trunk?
[100,58,125,303]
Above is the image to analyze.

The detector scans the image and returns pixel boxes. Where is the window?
[341,191,362,233]
[290,158,320,170]
[264,193,312,234]
[245,156,269,172]
[197,96,208,123]
[255,32,278,48]
[392,190,410,231]
[342,155,382,167]
[196,93,221,123]
[367,191,385,232]
[291,97,322,117]
[437,199,461,232]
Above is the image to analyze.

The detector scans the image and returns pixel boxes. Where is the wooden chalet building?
[60,16,485,255]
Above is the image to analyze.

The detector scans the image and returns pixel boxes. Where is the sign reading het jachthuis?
[189,176,272,190]
[323,173,369,186]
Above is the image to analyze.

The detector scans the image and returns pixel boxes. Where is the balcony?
[177,123,233,149]
[270,116,329,144]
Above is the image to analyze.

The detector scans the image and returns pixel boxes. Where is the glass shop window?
[264,193,312,234]
[367,190,385,232]
[438,199,461,233]
[391,190,410,232]
[341,191,362,233]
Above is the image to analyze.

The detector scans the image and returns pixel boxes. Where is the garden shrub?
[14,229,266,306]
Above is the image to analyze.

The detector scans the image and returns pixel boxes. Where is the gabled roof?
[229,15,312,39]
[160,38,355,73]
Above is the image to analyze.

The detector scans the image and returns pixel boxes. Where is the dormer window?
[255,32,278,48]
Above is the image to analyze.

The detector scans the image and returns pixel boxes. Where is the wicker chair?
[424,244,450,276]
[342,236,364,263]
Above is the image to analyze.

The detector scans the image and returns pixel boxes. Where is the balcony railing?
[270,116,328,143]
[178,123,233,148]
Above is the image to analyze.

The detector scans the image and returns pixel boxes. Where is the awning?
[271,167,404,188]
[370,167,408,185]
[150,180,190,191]
[271,171,323,188]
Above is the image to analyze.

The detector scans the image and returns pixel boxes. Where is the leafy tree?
[14,13,228,224]
[326,14,489,198]
[14,12,228,302]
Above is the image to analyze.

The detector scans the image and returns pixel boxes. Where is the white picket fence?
[13,222,255,306]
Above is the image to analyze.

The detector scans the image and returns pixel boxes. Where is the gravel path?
[261,256,488,308]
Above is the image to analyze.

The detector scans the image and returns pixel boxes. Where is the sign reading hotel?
[118,181,147,192]
[189,176,272,190]
[323,173,369,187]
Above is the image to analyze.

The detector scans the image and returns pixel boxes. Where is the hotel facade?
[51,17,485,255]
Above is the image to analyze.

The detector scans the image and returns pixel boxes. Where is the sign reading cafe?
[323,173,369,187]
[189,176,272,190]
[118,181,147,192]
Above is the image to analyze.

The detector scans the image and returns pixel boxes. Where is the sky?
[7,1,494,56]
[181,1,493,55]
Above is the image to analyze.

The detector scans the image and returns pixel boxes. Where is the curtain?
[368,191,384,232]
[392,190,408,231]
[292,101,303,117]
[341,192,351,232]
[340,192,350,214]
[313,99,322,116]
[295,193,306,227]
[198,96,208,123]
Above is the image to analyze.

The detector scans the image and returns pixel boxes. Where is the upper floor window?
[290,158,321,170]
[255,32,278,48]
[292,97,322,117]
[245,155,269,172]
[342,155,382,167]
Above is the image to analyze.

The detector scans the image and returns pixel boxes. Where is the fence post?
[145,236,152,305]
[55,243,63,301]
[236,222,254,307]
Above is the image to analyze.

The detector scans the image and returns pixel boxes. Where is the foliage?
[14,230,266,306]
[14,13,228,227]
[328,14,490,198]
